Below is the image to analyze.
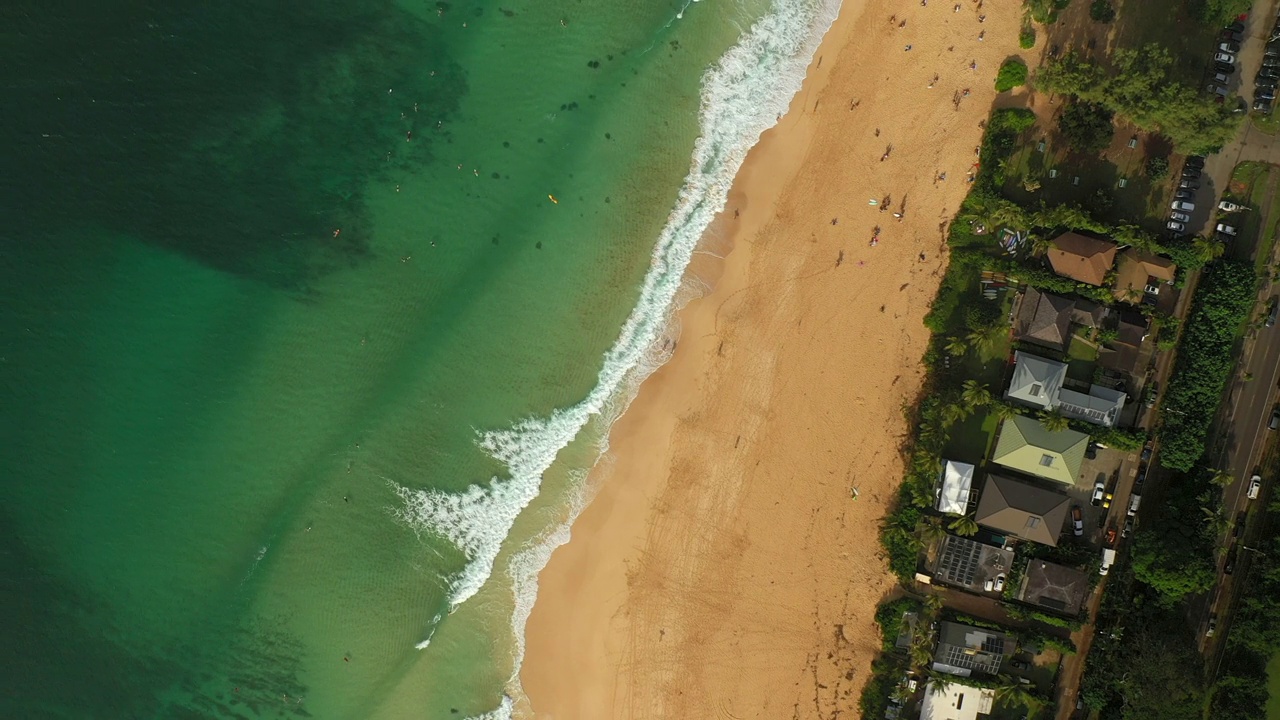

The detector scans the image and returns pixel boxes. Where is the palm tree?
[910,641,935,670]
[1193,235,1225,264]
[1037,409,1069,432]
[919,517,949,546]
[993,675,1043,713]
[941,402,973,428]
[1027,234,1053,257]
[967,322,1009,357]
[989,401,1017,422]
[922,593,944,617]
[1209,469,1234,488]
[946,336,970,357]
[926,670,955,694]
[988,200,1030,230]
[948,513,980,537]
[961,379,994,408]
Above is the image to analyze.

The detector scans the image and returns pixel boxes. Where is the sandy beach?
[522,0,1025,717]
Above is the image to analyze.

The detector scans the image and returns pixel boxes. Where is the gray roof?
[932,621,1013,677]
[1019,559,1091,616]
[975,474,1071,546]
[1013,287,1075,351]
[1057,385,1126,427]
[1005,351,1068,410]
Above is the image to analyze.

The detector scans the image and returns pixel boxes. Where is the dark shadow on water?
[0,0,466,290]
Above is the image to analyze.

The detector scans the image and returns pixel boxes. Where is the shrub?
[1020,25,1037,49]
[1145,155,1170,180]
[995,58,1029,92]
[1089,0,1116,22]
[1057,100,1114,154]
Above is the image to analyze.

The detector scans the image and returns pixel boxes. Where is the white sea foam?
[396,0,842,715]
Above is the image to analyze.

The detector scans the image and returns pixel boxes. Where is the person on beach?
[904,44,912,51]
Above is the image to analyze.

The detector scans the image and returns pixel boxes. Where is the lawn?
[1066,335,1100,383]
[1221,162,1278,266]
[1253,111,1280,137]
[943,410,1000,468]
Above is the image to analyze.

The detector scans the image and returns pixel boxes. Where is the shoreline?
[520,0,1026,716]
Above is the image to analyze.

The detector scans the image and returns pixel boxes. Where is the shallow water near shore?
[0,0,836,716]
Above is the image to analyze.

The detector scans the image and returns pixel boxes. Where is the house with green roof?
[991,415,1088,485]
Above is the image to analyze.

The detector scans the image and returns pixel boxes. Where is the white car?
[1171,211,1192,223]
[1217,223,1238,235]
[1219,200,1243,212]
[1215,51,1237,64]
[1172,200,1196,212]
[1248,474,1262,500]
[1092,479,1106,505]
[993,574,1006,592]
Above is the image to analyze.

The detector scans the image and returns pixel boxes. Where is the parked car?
[1010,658,1031,671]
[1268,297,1280,328]
[1225,544,1237,575]
[1249,474,1262,500]
[1180,179,1201,191]
[1122,516,1134,538]
[1270,404,1280,428]
[1128,494,1142,517]
[1260,88,1278,101]
[1172,200,1196,211]
[1141,441,1154,463]
[993,574,1006,592]
[1258,68,1280,80]
[1217,223,1239,235]
[1215,51,1237,64]
[1072,506,1085,536]
[1175,189,1197,201]
[1217,61,1238,75]
[1100,547,1116,575]
[1092,478,1106,505]
[1235,510,1247,538]
[1171,211,1192,223]
[1167,220,1186,233]
[1182,167,1203,180]
[1255,98,1275,113]
[1185,155,1206,169]
[1207,614,1218,638]
[1134,468,1147,491]
[1264,56,1280,68]
[1219,200,1243,211]
[1208,83,1229,97]
[1145,380,1159,407]
[1085,441,1099,460]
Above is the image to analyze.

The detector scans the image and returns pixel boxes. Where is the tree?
[1209,468,1234,488]
[1057,100,1114,154]
[919,517,949,545]
[966,322,1009,357]
[941,402,973,427]
[1089,0,1116,22]
[1193,236,1226,263]
[987,198,1030,230]
[1038,409,1069,432]
[946,336,969,357]
[948,513,980,537]
[994,675,1042,713]
[1146,155,1170,180]
[961,379,994,408]
[995,58,1029,92]
[990,401,1018,422]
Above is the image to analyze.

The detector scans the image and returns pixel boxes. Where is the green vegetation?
[1057,101,1114,154]
[1191,0,1252,25]
[1157,259,1259,471]
[995,58,1029,93]
[1089,0,1116,22]
[1020,23,1037,49]
[1127,469,1219,604]
[1037,45,1244,154]
[1144,155,1169,180]
[1026,0,1073,24]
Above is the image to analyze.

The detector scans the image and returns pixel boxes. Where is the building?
[975,474,1071,545]
[992,413,1089,484]
[1005,352,1067,411]
[1046,232,1118,286]
[1098,310,1151,375]
[1112,248,1176,305]
[919,680,995,720]
[937,460,976,514]
[1056,383,1126,427]
[932,534,1014,592]
[931,621,1014,677]
[1012,287,1075,351]
[1018,559,1092,616]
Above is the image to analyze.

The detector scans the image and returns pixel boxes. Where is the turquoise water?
[0,0,836,717]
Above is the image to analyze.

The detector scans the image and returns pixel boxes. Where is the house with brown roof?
[1112,248,1177,304]
[1047,232,1118,286]
[1098,311,1150,374]
[1012,288,1106,352]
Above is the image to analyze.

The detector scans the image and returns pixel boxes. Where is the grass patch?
[943,411,999,466]
[1253,111,1280,136]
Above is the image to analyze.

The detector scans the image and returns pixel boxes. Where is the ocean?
[0,0,837,717]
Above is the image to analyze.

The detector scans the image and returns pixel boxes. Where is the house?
[1005,352,1067,411]
[1112,248,1176,304]
[937,460,976,514]
[919,680,995,720]
[1004,352,1126,427]
[975,474,1072,546]
[1012,287,1075,351]
[992,415,1089,484]
[932,534,1015,592]
[1098,310,1151,375]
[1018,559,1092,616]
[1046,232,1118,286]
[931,621,1014,677]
